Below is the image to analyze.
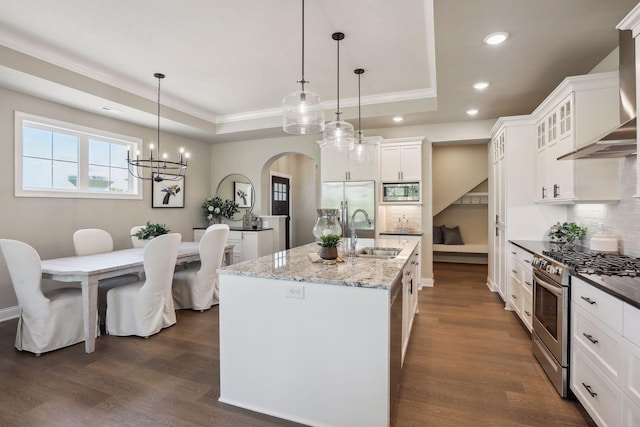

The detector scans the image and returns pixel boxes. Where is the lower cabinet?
[194,228,273,264]
[507,243,533,331]
[227,230,273,263]
[570,277,640,426]
[401,246,419,366]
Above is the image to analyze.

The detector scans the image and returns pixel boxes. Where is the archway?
[260,152,319,248]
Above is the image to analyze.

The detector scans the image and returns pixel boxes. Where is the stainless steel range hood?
[559,30,637,160]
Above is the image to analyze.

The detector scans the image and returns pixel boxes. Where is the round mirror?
[215,173,255,220]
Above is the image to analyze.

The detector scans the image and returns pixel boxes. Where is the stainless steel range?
[531,247,640,397]
[531,253,570,397]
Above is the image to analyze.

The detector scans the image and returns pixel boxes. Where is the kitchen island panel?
[219,273,391,427]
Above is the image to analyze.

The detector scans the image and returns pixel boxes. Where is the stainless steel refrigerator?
[320,181,375,238]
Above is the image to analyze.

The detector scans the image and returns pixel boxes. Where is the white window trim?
[15,111,143,200]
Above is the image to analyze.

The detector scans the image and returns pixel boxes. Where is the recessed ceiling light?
[466,109,479,116]
[473,81,490,90]
[483,32,509,45]
[393,116,404,123]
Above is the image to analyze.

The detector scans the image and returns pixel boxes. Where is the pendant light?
[282,0,324,135]
[127,73,189,182]
[322,32,354,151]
[352,68,380,164]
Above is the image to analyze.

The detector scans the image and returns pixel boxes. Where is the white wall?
[0,86,211,309]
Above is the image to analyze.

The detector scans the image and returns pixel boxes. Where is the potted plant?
[317,233,341,260]
[548,221,587,246]
[202,197,240,223]
[131,221,171,242]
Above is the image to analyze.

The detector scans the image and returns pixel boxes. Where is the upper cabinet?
[380,137,423,182]
[320,143,380,182]
[534,72,621,203]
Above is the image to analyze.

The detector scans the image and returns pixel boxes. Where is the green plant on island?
[548,222,587,242]
[317,233,341,248]
[131,221,171,240]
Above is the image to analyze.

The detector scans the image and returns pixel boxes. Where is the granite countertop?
[510,240,640,309]
[218,238,419,290]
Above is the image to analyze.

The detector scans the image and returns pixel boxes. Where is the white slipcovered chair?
[73,228,138,330]
[173,224,229,310]
[130,225,145,248]
[106,233,181,337]
[0,239,90,355]
[73,228,114,255]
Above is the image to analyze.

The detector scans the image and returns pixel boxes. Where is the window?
[15,111,142,199]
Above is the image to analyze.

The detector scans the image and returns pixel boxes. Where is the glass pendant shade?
[313,208,342,239]
[353,131,381,164]
[283,85,324,134]
[323,112,354,151]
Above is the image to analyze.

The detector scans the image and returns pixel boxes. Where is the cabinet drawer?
[522,269,534,296]
[572,303,623,386]
[624,303,640,347]
[571,347,623,427]
[508,244,533,266]
[623,338,640,410]
[624,395,640,427]
[521,291,533,332]
[572,277,623,332]
[508,279,522,315]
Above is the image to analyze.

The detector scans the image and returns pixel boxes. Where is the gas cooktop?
[542,249,640,277]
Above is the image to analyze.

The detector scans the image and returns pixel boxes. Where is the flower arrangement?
[202,196,239,220]
[317,233,341,248]
[131,221,171,240]
[548,221,587,242]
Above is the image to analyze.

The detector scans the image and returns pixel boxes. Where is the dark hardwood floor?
[0,263,591,426]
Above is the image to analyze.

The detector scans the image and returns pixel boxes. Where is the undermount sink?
[355,247,402,259]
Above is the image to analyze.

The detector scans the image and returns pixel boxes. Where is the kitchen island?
[217,238,420,427]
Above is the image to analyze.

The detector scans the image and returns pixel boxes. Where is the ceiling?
[0,0,637,144]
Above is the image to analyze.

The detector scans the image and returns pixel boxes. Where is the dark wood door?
[271,175,290,249]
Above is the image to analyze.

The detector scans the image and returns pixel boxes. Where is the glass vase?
[312,209,342,239]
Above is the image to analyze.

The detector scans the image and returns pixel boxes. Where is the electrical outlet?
[285,284,305,299]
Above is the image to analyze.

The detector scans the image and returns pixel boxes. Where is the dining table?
[40,242,233,353]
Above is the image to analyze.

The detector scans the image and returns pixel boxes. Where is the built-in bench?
[432,243,488,264]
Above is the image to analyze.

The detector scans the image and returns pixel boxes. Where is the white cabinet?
[507,243,533,331]
[533,73,621,203]
[227,230,274,264]
[380,138,422,182]
[488,116,563,299]
[401,245,420,365]
[321,144,380,182]
[570,276,640,427]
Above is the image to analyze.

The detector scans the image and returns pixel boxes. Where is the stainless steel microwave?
[382,182,420,202]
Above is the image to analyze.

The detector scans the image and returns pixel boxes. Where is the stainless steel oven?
[531,254,569,397]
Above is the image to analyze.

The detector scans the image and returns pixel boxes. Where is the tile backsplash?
[379,205,422,232]
[568,157,640,256]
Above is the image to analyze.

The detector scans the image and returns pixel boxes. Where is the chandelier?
[282,0,324,135]
[127,73,189,182]
[321,32,354,151]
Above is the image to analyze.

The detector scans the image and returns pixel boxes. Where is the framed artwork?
[152,173,185,208]
[234,181,252,208]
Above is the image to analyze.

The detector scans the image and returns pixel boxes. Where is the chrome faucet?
[350,208,372,253]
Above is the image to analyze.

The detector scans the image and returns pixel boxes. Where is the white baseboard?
[0,305,19,322]
[420,276,434,288]
[486,277,497,292]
